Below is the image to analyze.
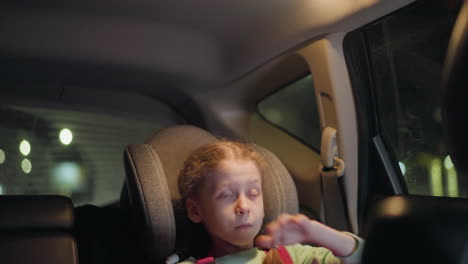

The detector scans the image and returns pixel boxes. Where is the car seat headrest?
[123,143,174,263]
[145,125,219,200]
[253,144,299,223]
[122,125,299,262]
[122,125,218,262]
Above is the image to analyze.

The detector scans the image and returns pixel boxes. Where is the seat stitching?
[273,153,287,213]
[146,144,175,250]
[278,156,287,213]
[72,240,78,264]
[259,147,283,215]
[268,150,287,213]
[126,147,151,233]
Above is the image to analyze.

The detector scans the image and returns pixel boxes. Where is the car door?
[344,0,465,234]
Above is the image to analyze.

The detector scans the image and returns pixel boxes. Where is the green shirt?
[179,244,342,264]
[177,232,364,264]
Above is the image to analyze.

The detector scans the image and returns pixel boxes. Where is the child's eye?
[219,192,235,199]
[248,189,260,197]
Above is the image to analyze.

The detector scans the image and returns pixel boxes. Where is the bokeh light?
[0,149,5,164]
[398,161,406,176]
[59,129,73,145]
[20,140,31,156]
[444,155,454,169]
[52,162,82,189]
[21,158,32,174]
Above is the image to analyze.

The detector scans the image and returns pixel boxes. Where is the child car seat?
[121,125,299,263]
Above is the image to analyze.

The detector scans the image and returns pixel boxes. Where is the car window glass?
[0,104,182,205]
[365,1,461,196]
[257,74,321,151]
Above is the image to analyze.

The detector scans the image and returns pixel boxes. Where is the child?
[175,140,364,264]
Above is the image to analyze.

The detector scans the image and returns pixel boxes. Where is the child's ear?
[186,197,203,223]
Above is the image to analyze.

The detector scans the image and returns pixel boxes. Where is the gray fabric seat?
[122,125,299,263]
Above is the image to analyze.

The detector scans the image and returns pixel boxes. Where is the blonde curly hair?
[178,140,264,203]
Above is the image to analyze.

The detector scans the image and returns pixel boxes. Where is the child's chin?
[228,235,256,247]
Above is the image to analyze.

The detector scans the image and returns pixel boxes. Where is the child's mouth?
[235,224,253,230]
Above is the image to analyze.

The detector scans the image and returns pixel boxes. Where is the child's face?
[187,158,264,249]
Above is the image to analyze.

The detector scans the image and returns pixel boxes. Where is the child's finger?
[277,213,293,226]
[265,220,280,235]
[265,222,286,245]
[293,214,309,225]
[255,234,275,249]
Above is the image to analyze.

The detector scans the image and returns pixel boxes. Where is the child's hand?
[255,214,313,249]
[255,213,356,258]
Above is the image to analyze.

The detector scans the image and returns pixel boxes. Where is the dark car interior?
[2,0,468,263]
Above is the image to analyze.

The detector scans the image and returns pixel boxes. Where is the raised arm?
[255,214,358,258]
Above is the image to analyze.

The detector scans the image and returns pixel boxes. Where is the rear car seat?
[0,195,79,264]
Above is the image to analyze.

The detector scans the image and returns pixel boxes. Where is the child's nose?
[235,195,250,215]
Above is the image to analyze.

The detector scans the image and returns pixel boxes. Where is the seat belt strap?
[320,127,350,231]
[277,246,294,264]
[195,257,214,264]
[321,168,349,231]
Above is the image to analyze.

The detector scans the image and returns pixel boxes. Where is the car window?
[364,1,462,196]
[257,74,321,151]
[0,103,183,206]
